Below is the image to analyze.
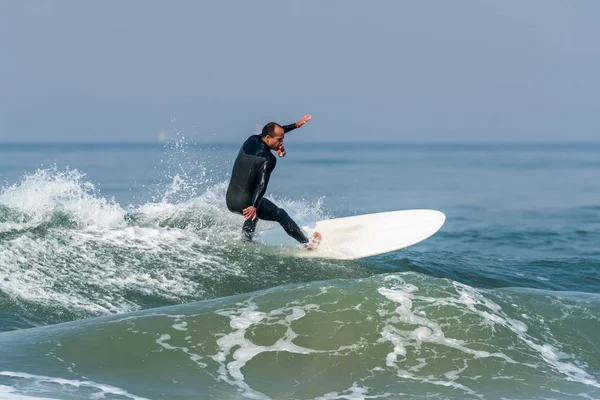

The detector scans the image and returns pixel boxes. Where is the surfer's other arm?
[282,115,312,134]
[244,158,275,221]
[252,158,275,208]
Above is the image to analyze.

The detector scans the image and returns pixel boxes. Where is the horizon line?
[1,139,600,145]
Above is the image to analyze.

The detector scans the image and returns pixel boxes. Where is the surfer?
[226,115,321,249]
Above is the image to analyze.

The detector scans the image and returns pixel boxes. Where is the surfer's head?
[261,122,285,151]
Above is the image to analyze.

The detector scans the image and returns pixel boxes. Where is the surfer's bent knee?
[276,208,289,221]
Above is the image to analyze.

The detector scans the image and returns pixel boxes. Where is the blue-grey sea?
[0,138,599,399]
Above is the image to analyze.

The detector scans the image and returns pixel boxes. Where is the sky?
[1,0,599,143]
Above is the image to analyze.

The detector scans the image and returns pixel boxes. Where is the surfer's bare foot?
[305,232,322,250]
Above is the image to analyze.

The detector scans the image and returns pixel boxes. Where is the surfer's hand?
[296,115,312,128]
[243,206,257,221]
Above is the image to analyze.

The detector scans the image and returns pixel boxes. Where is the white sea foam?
[0,384,52,400]
[0,170,227,318]
[373,276,523,398]
[210,299,360,399]
[315,382,395,399]
[0,371,148,399]
[0,222,216,316]
[0,167,125,232]
[0,165,328,323]
[452,281,600,389]
[155,332,208,369]
[171,317,188,331]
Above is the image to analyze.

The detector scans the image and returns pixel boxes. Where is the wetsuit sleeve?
[282,123,297,134]
[251,158,276,208]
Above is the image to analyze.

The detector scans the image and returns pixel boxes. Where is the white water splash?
[0,167,125,231]
[0,166,328,325]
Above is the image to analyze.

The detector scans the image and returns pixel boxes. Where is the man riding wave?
[226,114,321,249]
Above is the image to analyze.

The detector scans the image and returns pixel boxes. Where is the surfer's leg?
[257,199,309,244]
[242,218,257,242]
[226,186,257,241]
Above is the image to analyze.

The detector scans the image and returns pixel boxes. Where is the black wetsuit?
[226,126,309,244]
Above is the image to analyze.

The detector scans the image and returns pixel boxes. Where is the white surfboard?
[258,209,445,260]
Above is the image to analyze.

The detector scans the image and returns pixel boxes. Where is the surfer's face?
[264,128,284,151]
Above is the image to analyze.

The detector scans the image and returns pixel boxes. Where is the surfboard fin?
[305,232,322,250]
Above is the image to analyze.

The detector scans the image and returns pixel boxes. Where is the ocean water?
[0,139,598,399]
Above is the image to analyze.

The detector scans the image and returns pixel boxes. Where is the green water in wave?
[1,273,598,399]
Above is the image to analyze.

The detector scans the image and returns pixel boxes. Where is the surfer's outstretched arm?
[282,115,312,134]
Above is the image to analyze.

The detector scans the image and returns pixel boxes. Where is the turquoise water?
[0,141,598,399]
